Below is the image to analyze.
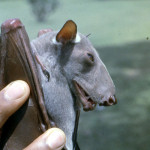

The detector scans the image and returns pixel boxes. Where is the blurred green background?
[0,0,150,149]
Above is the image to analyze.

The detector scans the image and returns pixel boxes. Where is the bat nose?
[99,95,117,106]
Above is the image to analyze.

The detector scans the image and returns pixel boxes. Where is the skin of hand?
[0,80,66,150]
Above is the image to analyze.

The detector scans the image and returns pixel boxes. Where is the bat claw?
[43,69,50,81]
[34,53,50,81]
[1,18,23,34]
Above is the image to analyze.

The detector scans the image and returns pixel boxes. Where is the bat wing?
[0,19,51,149]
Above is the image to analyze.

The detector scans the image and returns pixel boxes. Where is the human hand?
[0,80,66,150]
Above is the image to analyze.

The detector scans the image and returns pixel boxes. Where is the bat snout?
[99,95,117,106]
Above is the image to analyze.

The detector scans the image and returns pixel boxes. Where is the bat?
[0,19,117,150]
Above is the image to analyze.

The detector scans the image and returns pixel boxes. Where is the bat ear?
[56,20,77,44]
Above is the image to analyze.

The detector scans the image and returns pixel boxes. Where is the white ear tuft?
[52,37,62,45]
[73,33,81,43]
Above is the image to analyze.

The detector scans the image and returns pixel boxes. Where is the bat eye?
[87,53,94,62]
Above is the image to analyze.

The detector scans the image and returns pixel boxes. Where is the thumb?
[0,80,30,128]
[24,128,66,150]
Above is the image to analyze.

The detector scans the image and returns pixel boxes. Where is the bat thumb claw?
[43,69,50,82]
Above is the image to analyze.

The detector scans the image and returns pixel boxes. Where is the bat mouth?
[73,81,97,111]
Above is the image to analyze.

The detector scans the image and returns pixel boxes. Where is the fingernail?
[46,130,65,149]
[4,81,26,101]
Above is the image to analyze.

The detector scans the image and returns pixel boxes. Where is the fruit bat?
[0,19,117,150]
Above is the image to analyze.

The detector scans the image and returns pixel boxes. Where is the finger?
[0,80,30,128]
[24,128,66,150]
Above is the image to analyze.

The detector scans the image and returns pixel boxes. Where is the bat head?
[35,20,117,112]
[53,20,117,111]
